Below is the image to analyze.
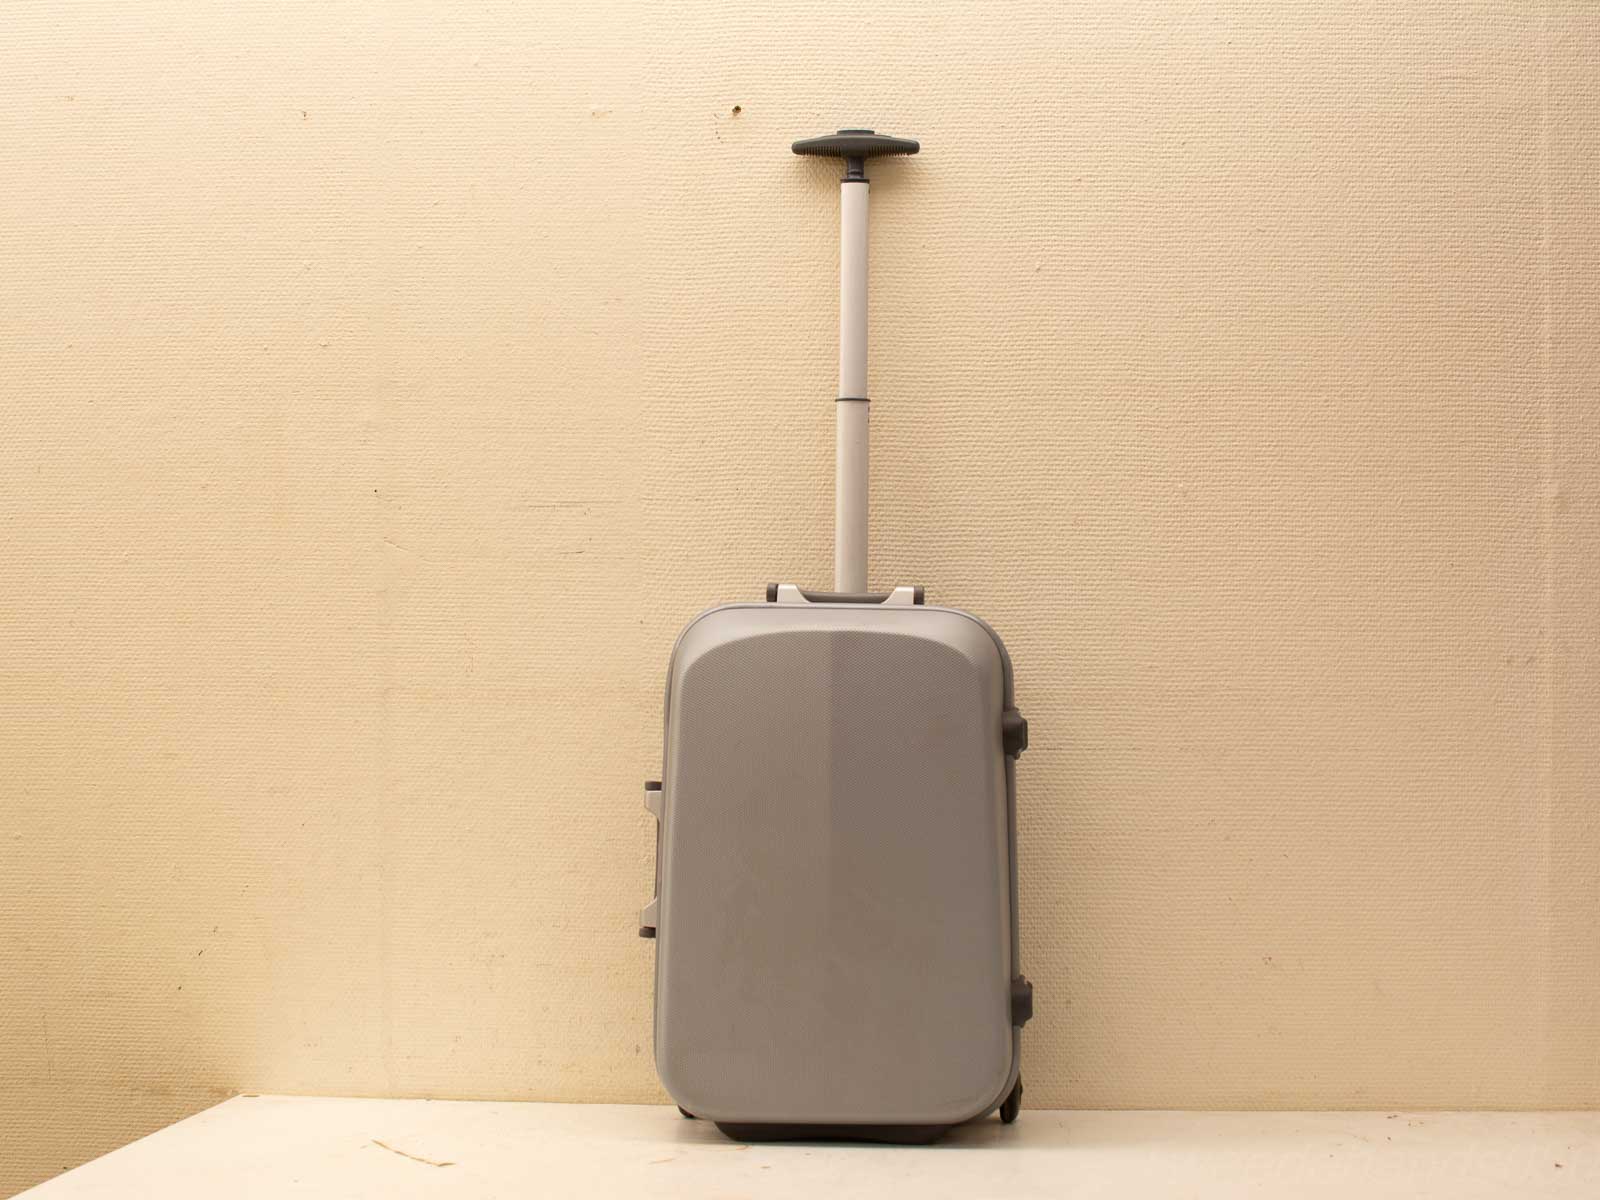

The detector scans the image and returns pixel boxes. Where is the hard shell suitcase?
[641,130,1032,1142]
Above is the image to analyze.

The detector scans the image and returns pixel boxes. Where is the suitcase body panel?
[651,601,1022,1127]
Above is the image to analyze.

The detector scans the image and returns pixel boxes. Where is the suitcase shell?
[643,590,1028,1134]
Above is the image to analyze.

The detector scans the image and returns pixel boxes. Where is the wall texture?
[3,1,1598,1193]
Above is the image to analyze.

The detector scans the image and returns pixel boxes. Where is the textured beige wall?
[3,1,1598,1194]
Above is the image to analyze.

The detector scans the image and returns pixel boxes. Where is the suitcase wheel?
[678,1106,697,1120]
[999,1078,1022,1124]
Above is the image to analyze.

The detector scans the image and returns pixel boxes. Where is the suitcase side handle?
[639,781,662,939]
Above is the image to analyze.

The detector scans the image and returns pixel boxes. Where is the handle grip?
[792,128,918,180]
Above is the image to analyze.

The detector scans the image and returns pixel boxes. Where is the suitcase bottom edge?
[710,1121,954,1145]
[700,1077,1023,1144]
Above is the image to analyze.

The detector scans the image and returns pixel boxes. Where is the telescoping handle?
[792,130,919,592]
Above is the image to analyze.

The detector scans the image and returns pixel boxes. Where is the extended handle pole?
[792,129,919,592]
[836,174,869,591]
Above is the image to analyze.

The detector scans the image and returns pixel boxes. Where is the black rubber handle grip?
[791,129,920,160]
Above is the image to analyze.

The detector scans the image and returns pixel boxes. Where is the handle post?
[792,129,918,593]
[836,176,869,591]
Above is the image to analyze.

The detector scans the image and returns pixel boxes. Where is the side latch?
[1011,975,1034,1027]
[1002,708,1029,758]
[639,781,662,939]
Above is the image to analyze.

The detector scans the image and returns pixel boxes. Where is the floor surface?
[20,1097,1598,1198]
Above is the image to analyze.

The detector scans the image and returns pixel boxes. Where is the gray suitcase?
[640,130,1032,1143]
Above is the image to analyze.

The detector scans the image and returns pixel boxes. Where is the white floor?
[20,1097,1598,1199]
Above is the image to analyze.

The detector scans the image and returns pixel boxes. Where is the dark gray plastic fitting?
[792,128,919,181]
